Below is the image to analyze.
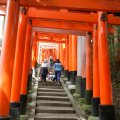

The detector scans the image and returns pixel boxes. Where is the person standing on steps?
[54,59,62,86]
[40,59,49,84]
[49,55,54,67]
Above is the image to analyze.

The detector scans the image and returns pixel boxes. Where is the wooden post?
[81,36,86,98]
[76,36,82,94]
[70,35,77,85]
[98,12,115,120]
[85,32,93,105]
[91,24,100,117]
[10,7,28,116]
[20,18,32,115]
[64,36,69,77]
[0,0,20,119]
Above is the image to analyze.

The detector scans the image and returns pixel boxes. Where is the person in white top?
[40,59,49,84]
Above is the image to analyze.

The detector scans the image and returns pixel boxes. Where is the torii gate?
[0,0,120,120]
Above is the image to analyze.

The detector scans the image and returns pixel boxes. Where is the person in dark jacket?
[54,59,62,86]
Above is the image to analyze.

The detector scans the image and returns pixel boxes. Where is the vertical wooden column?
[62,44,65,72]
[70,35,77,85]
[68,36,72,81]
[32,34,37,69]
[0,0,20,119]
[76,36,82,94]
[60,43,63,64]
[28,33,34,92]
[35,41,39,67]
[64,36,69,77]
[98,12,115,120]
[20,18,32,115]
[57,43,60,59]
[32,41,35,68]
[10,7,28,116]
[91,24,100,117]
[81,36,86,98]
[85,32,93,105]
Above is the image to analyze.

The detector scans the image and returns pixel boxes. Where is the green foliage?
[73,93,80,100]
[108,26,120,85]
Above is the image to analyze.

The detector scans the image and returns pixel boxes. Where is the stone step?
[37,92,67,97]
[37,88,65,92]
[37,96,69,101]
[38,85,63,89]
[35,106,75,114]
[36,100,72,107]
[35,113,79,120]
[38,81,59,86]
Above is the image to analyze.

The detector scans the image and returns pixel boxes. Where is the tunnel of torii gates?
[1,0,120,120]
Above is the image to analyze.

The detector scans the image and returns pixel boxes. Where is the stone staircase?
[34,81,80,120]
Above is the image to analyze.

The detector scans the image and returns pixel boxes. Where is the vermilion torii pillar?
[10,7,28,117]
[32,34,37,68]
[64,36,69,77]
[85,32,93,105]
[60,43,63,66]
[0,0,20,119]
[68,36,72,81]
[57,43,60,60]
[81,36,86,98]
[20,18,32,115]
[62,44,65,72]
[91,24,100,117]
[76,36,82,94]
[98,12,115,120]
[70,35,77,85]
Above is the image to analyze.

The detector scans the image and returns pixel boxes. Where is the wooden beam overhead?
[29,8,120,25]
[37,39,65,43]
[1,0,120,12]
[28,8,97,23]
[33,27,86,36]
[36,32,67,39]
[1,6,120,25]
[32,19,93,32]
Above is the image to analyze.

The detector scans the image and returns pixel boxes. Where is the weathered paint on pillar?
[76,36,82,94]
[85,32,93,105]
[98,12,115,120]
[0,0,20,118]
[91,24,100,117]
[81,36,86,98]
[70,35,77,85]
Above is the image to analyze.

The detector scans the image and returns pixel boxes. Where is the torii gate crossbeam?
[1,0,120,12]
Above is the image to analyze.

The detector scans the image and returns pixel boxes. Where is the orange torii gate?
[0,0,119,120]
[1,0,120,12]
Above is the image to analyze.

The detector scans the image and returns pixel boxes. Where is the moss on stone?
[78,98,85,103]
[69,89,75,95]
[82,104,91,111]
[20,115,28,120]
[73,93,80,100]
[88,116,99,120]
[62,77,68,82]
